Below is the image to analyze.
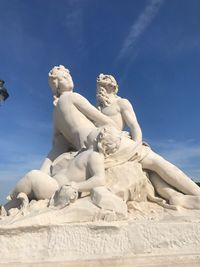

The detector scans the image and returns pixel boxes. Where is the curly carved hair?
[96,74,119,109]
[48,65,72,96]
[96,126,121,158]
[48,65,70,80]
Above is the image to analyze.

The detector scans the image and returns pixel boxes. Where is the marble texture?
[1,65,200,265]
[1,208,200,265]
[96,73,200,207]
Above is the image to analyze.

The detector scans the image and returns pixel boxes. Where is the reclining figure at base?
[5,126,125,211]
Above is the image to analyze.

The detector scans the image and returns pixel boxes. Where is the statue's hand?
[48,184,78,209]
[64,183,79,203]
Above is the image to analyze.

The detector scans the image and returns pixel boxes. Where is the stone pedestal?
[1,215,200,266]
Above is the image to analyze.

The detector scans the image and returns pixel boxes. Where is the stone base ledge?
[0,254,200,267]
[1,219,200,265]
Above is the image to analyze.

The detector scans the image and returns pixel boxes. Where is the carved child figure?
[7,126,121,210]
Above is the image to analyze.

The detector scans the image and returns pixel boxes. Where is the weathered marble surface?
[5,66,200,215]
[1,65,200,266]
[1,206,200,265]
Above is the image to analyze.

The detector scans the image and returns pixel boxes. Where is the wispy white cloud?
[156,33,200,59]
[65,3,82,29]
[148,138,200,181]
[64,0,87,51]
[117,0,165,61]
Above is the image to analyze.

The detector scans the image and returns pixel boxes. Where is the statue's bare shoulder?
[117,97,134,112]
[88,151,104,163]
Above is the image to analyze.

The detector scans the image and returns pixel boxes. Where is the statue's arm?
[119,98,142,143]
[74,152,105,192]
[73,93,116,127]
[40,130,69,175]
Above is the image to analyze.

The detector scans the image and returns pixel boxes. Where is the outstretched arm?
[119,98,142,143]
[73,93,117,127]
[73,152,105,192]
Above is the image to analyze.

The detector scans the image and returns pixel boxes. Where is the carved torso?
[100,98,125,131]
[53,92,95,150]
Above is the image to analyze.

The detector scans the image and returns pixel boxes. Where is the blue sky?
[0,0,200,202]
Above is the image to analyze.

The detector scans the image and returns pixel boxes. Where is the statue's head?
[86,126,121,158]
[97,126,121,157]
[96,74,118,108]
[97,74,118,94]
[48,65,74,96]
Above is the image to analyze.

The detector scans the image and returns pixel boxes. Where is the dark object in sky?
[0,80,9,102]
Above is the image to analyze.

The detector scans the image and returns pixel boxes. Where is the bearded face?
[96,74,118,109]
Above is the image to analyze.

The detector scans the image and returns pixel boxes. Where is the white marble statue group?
[2,65,200,218]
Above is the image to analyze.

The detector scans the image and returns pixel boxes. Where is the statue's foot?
[169,195,200,209]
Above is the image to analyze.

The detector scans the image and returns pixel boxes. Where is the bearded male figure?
[96,74,200,206]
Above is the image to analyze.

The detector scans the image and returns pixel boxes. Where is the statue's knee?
[25,170,44,182]
[142,151,157,168]
[27,170,40,177]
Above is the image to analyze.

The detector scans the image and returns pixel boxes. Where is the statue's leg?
[149,172,200,209]
[149,171,183,200]
[169,195,200,209]
[11,170,59,200]
[30,170,59,199]
[141,150,200,195]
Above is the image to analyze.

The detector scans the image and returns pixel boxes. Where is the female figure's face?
[57,73,74,94]
[104,82,116,95]
[49,71,74,96]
